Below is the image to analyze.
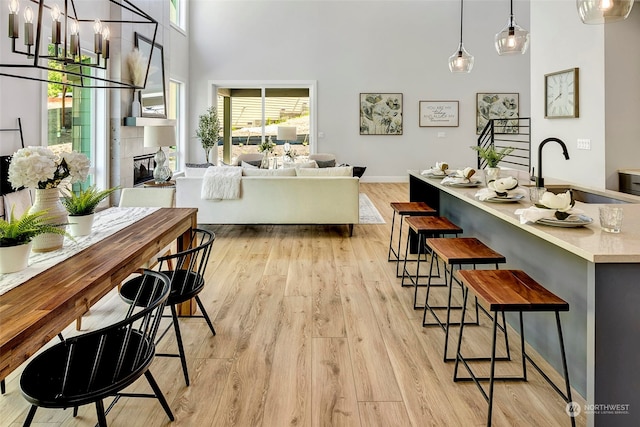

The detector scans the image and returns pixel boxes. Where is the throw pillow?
[185,162,214,168]
[184,163,215,178]
[295,166,353,177]
[241,161,259,169]
[294,161,318,169]
[315,159,336,168]
[242,168,296,177]
[244,159,263,168]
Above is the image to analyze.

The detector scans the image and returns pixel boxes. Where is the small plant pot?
[0,242,32,273]
[68,213,95,237]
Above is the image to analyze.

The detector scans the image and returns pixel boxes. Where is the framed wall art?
[360,93,403,135]
[419,101,459,127]
[135,33,167,118]
[476,93,519,134]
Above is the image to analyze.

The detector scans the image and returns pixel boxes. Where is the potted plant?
[0,207,70,273]
[8,146,90,252]
[470,145,514,185]
[196,106,221,164]
[61,185,118,236]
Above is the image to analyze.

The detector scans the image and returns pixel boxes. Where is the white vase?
[0,242,32,273]
[29,188,67,252]
[68,213,95,237]
[131,91,141,117]
[208,142,218,164]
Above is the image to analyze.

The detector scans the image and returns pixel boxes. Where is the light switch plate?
[577,138,591,150]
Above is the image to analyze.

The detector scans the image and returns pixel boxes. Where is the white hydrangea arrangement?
[8,146,90,190]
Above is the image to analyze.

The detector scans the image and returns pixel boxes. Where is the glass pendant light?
[449,0,474,73]
[495,0,530,55]
[577,0,634,24]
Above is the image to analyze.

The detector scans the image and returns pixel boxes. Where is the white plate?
[424,173,447,179]
[536,214,593,228]
[485,195,525,203]
[446,181,482,188]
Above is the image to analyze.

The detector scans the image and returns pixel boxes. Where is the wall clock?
[544,68,579,119]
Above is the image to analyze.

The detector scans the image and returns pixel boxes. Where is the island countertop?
[410,170,640,425]
[408,170,640,263]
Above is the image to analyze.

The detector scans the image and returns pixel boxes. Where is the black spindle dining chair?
[119,228,216,386]
[19,270,174,427]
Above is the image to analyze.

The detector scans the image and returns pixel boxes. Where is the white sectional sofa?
[175,167,360,235]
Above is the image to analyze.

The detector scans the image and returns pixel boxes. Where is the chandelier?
[1,0,158,89]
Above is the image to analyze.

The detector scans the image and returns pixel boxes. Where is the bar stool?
[388,202,437,277]
[423,237,507,362]
[453,269,574,427]
[400,216,462,294]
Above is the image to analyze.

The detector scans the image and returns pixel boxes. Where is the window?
[47,57,105,192]
[213,82,316,164]
[170,0,185,31]
[168,80,183,172]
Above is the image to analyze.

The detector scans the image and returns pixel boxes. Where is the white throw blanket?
[201,166,242,200]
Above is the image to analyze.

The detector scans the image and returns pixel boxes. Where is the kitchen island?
[409,170,640,427]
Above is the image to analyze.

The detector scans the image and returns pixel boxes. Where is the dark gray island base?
[409,171,640,427]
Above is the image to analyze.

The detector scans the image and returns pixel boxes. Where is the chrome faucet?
[536,137,570,187]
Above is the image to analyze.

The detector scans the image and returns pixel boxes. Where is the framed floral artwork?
[360,93,403,135]
[476,93,519,134]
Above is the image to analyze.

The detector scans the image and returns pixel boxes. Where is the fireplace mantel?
[123,117,176,127]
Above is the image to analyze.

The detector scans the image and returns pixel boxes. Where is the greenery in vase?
[257,137,276,154]
[470,145,515,168]
[0,207,70,247]
[61,186,119,216]
[196,106,221,162]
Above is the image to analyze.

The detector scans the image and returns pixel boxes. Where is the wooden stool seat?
[388,202,437,277]
[406,216,462,234]
[400,216,462,291]
[390,202,436,216]
[427,238,506,266]
[453,269,574,427]
[457,269,569,312]
[423,238,507,362]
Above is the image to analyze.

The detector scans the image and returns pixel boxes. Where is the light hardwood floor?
[0,183,586,426]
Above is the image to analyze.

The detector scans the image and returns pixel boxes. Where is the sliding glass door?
[212,81,316,165]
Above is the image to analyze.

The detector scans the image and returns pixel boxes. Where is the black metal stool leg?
[0,379,4,394]
[401,233,413,287]
[23,405,38,427]
[395,215,405,277]
[387,211,397,262]
[486,311,500,427]
[556,312,576,427]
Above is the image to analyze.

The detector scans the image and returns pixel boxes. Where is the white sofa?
[175,170,360,235]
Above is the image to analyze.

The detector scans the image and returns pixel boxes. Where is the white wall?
[188,0,531,181]
[605,4,640,190]
[531,0,640,189]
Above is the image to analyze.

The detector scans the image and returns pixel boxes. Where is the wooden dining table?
[0,207,198,383]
